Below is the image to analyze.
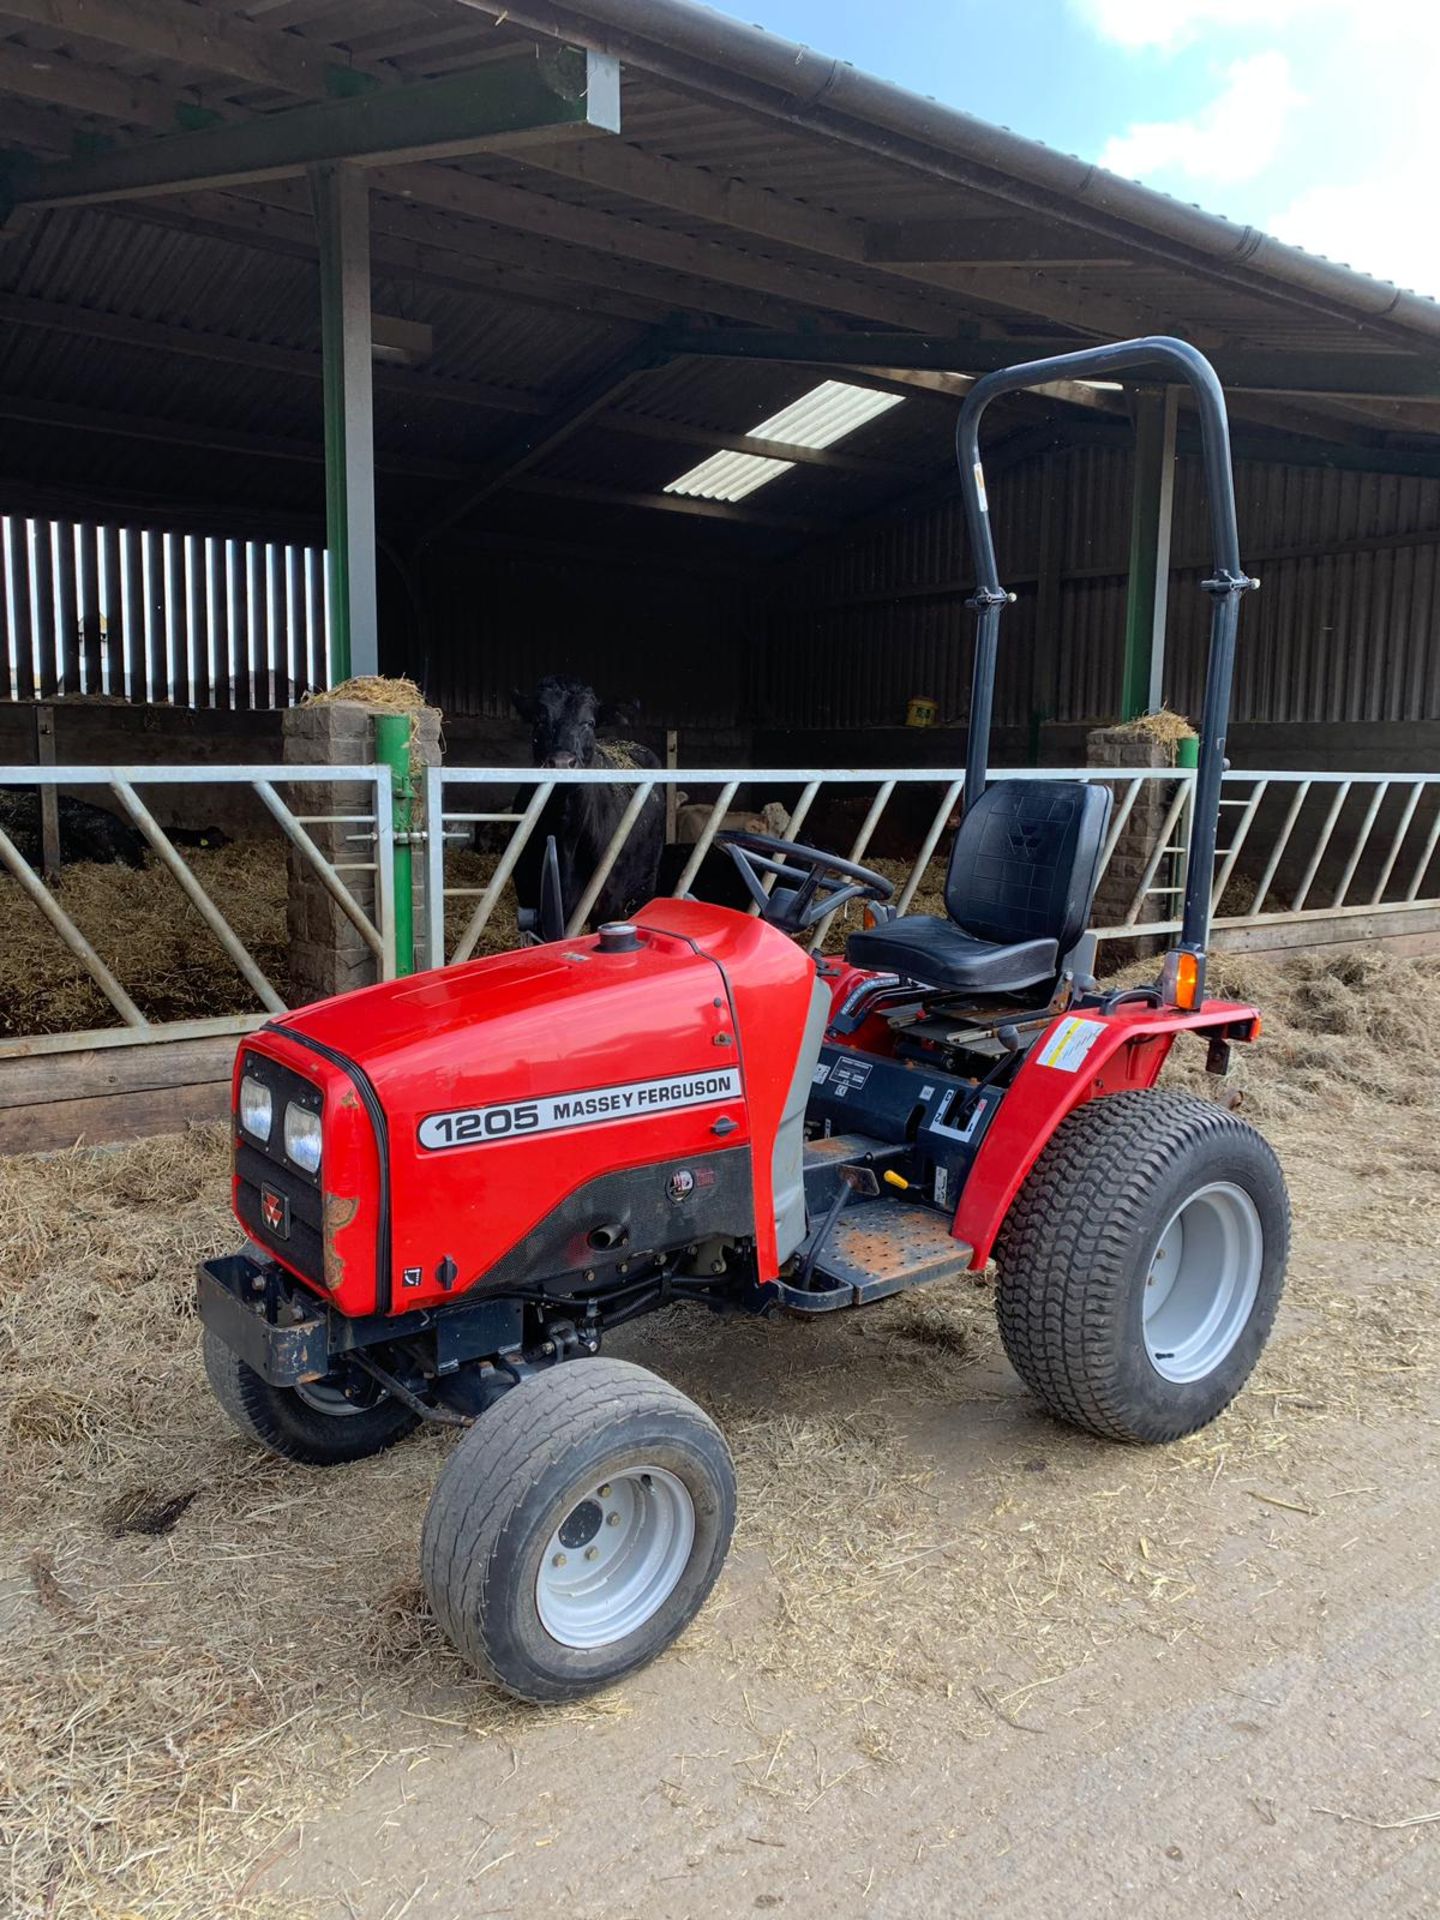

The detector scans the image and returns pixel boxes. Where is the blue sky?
[709,0,1437,297]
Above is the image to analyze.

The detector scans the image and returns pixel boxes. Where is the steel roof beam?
[662,329,1440,401]
[1,48,620,207]
[0,392,463,478]
[424,338,670,541]
[597,409,915,474]
[0,289,550,414]
[510,474,821,531]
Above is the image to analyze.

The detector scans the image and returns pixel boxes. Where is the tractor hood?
[279,911,733,1103]
[241,900,820,1316]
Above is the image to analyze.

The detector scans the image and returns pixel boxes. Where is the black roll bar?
[954,335,1256,991]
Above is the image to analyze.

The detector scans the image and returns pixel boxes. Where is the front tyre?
[994,1090,1290,1444]
[421,1358,736,1702]
[202,1329,421,1465]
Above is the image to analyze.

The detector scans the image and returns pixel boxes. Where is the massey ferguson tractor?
[199,339,1289,1702]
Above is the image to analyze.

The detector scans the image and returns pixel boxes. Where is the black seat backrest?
[944,779,1112,954]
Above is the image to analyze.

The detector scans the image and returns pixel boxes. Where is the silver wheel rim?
[535,1466,695,1650]
[1143,1180,1263,1384]
[294,1379,364,1417]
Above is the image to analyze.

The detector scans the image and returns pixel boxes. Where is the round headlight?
[238,1074,272,1141]
[284,1101,322,1174]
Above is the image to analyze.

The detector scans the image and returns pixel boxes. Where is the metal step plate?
[783,1200,975,1310]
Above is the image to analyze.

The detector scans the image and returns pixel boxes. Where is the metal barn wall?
[398,546,758,728]
[1,515,328,708]
[761,447,1440,735]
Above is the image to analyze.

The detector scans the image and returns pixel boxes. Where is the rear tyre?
[994,1090,1289,1444]
[421,1358,736,1702]
[202,1329,421,1465]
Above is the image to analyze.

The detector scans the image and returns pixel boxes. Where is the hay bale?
[304,674,425,713]
[1108,707,1197,748]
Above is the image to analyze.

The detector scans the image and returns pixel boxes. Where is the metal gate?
[2,758,1437,1061]
[0,763,394,1058]
[423,763,1440,966]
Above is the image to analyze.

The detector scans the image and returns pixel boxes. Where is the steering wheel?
[717,830,893,934]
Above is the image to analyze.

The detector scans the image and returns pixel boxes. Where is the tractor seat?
[846,779,1112,997]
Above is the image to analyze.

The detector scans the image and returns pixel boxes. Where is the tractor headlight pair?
[238,1074,321,1173]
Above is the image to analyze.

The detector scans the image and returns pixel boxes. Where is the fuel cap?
[597,922,641,954]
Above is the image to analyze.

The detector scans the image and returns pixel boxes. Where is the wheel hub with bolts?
[1143,1180,1264,1384]
[293,1378,363,1417]
[535,1466,696,1650]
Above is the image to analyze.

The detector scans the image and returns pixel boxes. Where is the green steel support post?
[1121,386,1178,719]
[375,712,415,977]
[312,162,377,683]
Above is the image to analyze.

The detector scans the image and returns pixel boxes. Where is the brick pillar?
[282,698,442,1003]
[1086,724,1176,954]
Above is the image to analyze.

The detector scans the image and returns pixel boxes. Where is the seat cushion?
[845,915,1059,994]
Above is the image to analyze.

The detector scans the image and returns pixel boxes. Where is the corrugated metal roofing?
[0,0,1437,738]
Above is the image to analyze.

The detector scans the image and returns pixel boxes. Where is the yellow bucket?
[906,695,938,729]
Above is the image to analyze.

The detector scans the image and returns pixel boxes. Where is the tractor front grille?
[234,1050,325,1288]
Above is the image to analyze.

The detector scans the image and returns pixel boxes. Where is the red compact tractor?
[200,339,1288,1701]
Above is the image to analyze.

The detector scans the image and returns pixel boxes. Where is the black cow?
[0,789,147,869]
[510,677,664,928]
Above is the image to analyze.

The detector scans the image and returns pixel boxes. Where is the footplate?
[779,1201,974,1311]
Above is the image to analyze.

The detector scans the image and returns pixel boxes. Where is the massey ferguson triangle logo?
[261,1185,290,1238]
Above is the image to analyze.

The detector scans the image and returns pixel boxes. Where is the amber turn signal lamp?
[1173,950,1200,1009]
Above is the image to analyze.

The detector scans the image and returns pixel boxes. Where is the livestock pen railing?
[2,760,1438,1063]
[0,764,394,1058]
[424,764,1440,968]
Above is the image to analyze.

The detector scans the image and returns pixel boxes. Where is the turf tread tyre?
[421,1357,735,1702]
[202,1329,420,1464]
[994,1090,1288,1445]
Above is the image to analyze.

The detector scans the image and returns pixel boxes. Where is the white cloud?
[1098,51,1301,188]
[1079,0,1373,49]
[1269,176,1440,294]
[1076,0,1440,297]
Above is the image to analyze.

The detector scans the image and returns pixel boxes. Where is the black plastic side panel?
[808,1046,1003,1214]
[461,1146,756,1297]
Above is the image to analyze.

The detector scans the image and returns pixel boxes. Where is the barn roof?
[2,0,1438,561]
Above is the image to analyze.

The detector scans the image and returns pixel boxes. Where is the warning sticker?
[825,1057,873,1101]
[1036,1016,1106,1074]
[973,461,989,513]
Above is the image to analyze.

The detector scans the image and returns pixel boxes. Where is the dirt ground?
[3,950,1439,1918]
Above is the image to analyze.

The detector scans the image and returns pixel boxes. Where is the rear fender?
[954,1000,1261,1269]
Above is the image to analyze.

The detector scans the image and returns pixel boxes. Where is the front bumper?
[198,1248,529,1387]
[198,1250,332,1388]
